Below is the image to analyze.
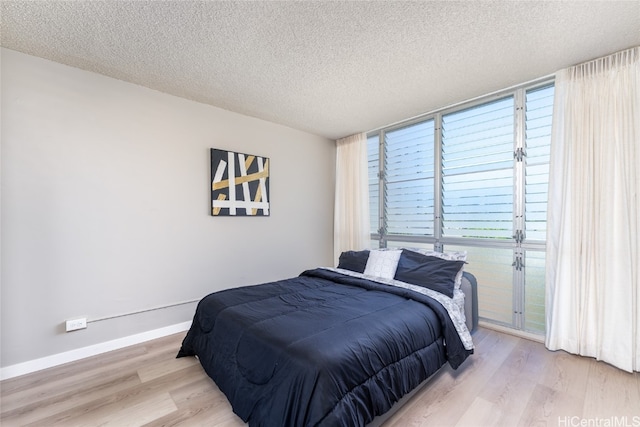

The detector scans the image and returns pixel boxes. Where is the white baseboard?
[478,320,545,344]
[0,321,192,381]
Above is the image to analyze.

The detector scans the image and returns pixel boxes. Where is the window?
[385,121,435,237]
[442,97,514,239]
[524,85,554,242]
[367,134,380,240]
[369,81,554,334]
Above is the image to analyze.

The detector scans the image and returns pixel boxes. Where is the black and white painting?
[210,148,270,216]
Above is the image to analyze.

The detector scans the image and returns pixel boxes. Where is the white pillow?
[363,249,402,279]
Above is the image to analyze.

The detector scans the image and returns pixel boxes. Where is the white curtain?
[334,133,371,264]
[545,47,640,372]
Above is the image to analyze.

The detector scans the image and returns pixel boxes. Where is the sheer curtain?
[545,47,640,372]
[334,133,370,263]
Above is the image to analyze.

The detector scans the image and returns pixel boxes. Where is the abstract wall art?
[210,148,270,216]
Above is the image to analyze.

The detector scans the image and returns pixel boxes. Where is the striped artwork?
[211,148,270,216]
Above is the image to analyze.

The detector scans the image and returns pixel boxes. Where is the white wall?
[0,48,335,369]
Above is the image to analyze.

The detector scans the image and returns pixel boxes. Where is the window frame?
[368,78,554,334]
[369,79,553,249]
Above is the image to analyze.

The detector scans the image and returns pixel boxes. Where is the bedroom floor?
[1,327,638,426]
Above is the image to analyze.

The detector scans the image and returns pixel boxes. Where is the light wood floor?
[1,327,638,426]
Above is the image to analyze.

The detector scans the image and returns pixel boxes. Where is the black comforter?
[177,268,472,426]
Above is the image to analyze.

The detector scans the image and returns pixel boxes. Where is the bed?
[177,248,477,426]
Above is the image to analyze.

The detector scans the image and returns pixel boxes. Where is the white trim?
[0,321,192,381]
[478,320,545,344]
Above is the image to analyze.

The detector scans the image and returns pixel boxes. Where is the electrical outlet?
[66,317,87,332]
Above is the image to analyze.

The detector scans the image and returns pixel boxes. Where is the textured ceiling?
[1,1,639,140]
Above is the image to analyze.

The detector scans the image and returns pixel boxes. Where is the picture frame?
[210,148,270,216]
